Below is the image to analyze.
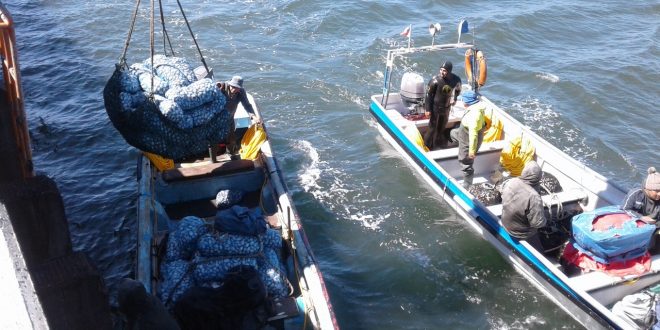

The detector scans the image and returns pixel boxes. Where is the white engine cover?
[400,72,425,103]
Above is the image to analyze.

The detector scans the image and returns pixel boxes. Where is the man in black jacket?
[423,61,461,150]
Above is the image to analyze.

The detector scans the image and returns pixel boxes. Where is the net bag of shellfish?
[104,55,230,160]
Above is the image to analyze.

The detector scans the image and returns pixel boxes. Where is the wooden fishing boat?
[101,1,337,327]
[369,20,657,329]
[135,94,338,329]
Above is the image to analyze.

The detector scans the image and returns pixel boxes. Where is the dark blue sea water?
[7,0,659,328]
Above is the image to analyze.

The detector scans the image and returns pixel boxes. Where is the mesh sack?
[258,248,289,298]
[263,228,282,250]
[159,259,194,307]
[214,189,244,209]
[104,61,231,159]
[165,78,219,110]
[165,216,209,261]
[193,256,258,286]
[197,232,262,257]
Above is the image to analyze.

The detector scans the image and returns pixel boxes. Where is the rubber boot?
[462,172,474,189]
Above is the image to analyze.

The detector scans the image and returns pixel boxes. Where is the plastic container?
[234,106,251,129]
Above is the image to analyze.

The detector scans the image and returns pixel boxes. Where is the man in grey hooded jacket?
[501,160,547,251]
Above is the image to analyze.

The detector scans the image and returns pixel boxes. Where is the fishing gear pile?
[469,171,563,206]
[104,55,230,160]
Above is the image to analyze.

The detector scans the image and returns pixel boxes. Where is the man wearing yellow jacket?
[449,90,486,188]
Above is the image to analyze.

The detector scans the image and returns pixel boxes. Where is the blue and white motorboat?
[369,20,658,330]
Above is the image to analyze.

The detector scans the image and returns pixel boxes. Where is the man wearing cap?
[449,90,485,188]
[423,61,462,150]
[623,167,660,250]
[216,76,255,155]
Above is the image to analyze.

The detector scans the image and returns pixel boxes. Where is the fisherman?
[216,76,256,156]
[423,61,462,150]
[622,167,660,250]
[449,90,485,187]
[500,160,547,251]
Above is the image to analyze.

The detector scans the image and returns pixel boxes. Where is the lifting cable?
[149,0,155,97]
[158,0,175,56]
[175,0,210,77]
[118,0,209,77]
[118,0,142,69]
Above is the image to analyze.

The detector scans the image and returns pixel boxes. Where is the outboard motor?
[400,72,425,114]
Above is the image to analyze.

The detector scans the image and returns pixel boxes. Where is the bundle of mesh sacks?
[159,211,290,308]
[104,55,231,159]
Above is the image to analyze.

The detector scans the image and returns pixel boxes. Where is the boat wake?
[291,139,390,231]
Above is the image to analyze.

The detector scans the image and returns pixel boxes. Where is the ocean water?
[7,0,659,328]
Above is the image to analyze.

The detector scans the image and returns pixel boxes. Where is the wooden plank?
[427,139,507,161]
[162,159,254,182]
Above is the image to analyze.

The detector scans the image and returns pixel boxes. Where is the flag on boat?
[400,25,411,38]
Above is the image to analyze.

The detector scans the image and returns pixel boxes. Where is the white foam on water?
[293,139,324,194]
[292,139,389,230]
[507,97,598,163]
[535,72,559,83]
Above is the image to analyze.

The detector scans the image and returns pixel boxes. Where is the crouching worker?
[449,90,485,188]
[216,76,256,157]
[501,160,547,251]
[622,166,660,249]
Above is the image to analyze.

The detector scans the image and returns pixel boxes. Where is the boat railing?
[0,3,33,180]
[381,42,474,107]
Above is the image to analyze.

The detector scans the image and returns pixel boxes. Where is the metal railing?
[0,3,33,180]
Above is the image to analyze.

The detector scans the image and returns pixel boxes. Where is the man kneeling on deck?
[501,160,547,251]
[449,90,485,188]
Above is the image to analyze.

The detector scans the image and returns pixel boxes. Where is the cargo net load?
[103,0,231,160]
[104,55,230,160]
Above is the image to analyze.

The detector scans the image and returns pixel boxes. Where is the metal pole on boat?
[407,24,412,49]
[381,51,395,107]
[208,142,217,163]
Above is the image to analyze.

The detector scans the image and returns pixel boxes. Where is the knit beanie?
[645,167,660,190]
[441,61,453,73]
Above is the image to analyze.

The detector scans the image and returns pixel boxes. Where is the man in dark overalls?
[423,61,462,150]
[216,76,255,156]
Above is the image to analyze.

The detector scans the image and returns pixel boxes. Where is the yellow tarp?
[239,123,267,160]
[144,151,175,171]
[401,124,429,152]
[483,108,503,142]
[500,134,535,177]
